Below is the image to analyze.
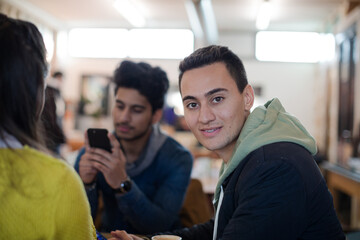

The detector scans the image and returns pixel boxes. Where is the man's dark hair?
[0,13,48,148]
[114,60,169,113]
[179,45,248,93]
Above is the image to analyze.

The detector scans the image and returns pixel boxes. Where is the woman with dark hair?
[0,14,97,239]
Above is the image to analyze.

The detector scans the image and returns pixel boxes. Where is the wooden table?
[321,162,360,229]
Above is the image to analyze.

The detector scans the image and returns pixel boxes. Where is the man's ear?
[243,85,255,111]
[152,109,163,124]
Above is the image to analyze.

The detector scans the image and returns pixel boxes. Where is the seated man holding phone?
[74,60,193,234]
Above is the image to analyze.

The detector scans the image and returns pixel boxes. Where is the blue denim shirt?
[74,136,193,234]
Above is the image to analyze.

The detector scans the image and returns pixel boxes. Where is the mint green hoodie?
[213,98,317,207]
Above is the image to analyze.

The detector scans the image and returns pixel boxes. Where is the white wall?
[244,61,318,135]
[59,57,182,101]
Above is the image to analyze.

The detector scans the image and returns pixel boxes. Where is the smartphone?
[87,128,112,152]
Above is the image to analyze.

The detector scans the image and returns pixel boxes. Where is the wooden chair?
[179,178,213,227]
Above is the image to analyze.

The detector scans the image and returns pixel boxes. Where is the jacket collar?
[0,131,23,149]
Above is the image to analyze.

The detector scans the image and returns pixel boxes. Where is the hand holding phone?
[87,128,112,153]
[85,128,129,189]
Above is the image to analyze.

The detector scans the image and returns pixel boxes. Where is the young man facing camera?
[110,46,345,240]
[74,61,193,234]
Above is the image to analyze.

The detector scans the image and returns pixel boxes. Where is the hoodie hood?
[125,124,168,177]
[213,98,317,207]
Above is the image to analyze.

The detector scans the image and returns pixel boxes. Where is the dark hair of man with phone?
[114,61,169,113]
[74,60,193,234]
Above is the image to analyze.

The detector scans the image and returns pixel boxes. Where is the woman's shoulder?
[0,146,83,199]
[24,146,72,169]
[2,146,79,183]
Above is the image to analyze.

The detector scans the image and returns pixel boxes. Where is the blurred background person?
[74,60,193,234]
[41,83,66,155]
[48,71,66,127]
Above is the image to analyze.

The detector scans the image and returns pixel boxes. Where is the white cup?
[151,235,182,240]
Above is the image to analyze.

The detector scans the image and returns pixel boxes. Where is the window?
[68,28,194,59]
[255,31,335,63]
[69,28,128,58]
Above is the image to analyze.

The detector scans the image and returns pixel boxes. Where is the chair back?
[179,178,213,227]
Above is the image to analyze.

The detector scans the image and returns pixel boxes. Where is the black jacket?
[169,142,345,240]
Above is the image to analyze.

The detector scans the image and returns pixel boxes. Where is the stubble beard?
[116,121,153,142]
[199,131,239,154]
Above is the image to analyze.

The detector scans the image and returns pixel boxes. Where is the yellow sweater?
[0,146,97,239]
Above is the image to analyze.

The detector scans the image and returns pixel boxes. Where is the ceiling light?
[113,0,146,27]
[184,0,204,40]
[256,0,272,30]
[199,0,218,44]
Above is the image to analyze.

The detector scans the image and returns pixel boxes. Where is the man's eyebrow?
[182,88,228,102]
[182,95,196,102]
[205,88,228,97]
[115,99,146,109]
[132,105,146,109]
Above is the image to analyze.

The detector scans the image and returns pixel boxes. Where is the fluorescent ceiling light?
[256,0,272,30]
[199,0,218,44]
[255,31,335,63]
[184,0,204,40]
[113,0,146,27]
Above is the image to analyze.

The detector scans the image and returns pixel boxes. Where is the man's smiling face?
[181,62,253,161]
